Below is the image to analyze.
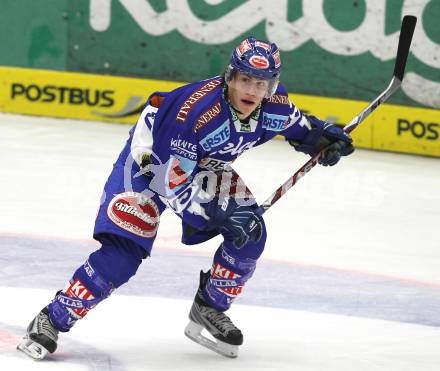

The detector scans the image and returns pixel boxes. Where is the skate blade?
[17,335,48,360]
[184,320,239,358]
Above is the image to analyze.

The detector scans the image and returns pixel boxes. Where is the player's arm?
[129,92,203,218]
[282,101,354,166]
[130,92,167,174]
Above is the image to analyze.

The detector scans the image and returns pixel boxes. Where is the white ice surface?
[2,287,440,371]
[1,113,440,370]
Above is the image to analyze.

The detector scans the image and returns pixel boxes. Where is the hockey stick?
[256,15,417,215]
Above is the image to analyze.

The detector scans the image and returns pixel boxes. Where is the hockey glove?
[289,115,354,166]
[203,197,263,249]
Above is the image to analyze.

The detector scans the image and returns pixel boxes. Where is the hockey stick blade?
[257,15,417,215]
[394,15,417,81]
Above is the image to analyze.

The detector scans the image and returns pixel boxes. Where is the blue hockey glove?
[203,197,263,249]
[289,115,354,166]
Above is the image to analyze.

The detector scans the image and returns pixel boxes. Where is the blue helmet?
[225,37,281,97]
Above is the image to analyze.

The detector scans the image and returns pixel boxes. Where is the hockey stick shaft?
[257,15,417,215]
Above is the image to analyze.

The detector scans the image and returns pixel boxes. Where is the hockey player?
[17,37,354,359]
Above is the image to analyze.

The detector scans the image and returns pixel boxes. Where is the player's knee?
[253,218,267,257]
[90,234,148,288]
[223,217,267,260]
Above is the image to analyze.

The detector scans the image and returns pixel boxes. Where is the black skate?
[184,271,243,358]
[17,307,58,360]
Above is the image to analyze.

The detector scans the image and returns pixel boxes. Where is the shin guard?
[201,247,257,312]
[48,260,113,332]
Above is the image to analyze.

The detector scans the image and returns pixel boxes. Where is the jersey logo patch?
[199,157,231,172]
[211,136,260,156]
[107,192,160,238]
[176,79,222,123]
[199,120,231,151]
[267,94,289,105]
[170,137,198,161]
[166,155,196,191]
[193,101,221,133]
[262,112,290,132]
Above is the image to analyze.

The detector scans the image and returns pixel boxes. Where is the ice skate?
[184,271,243,358]
[17,307,58,360]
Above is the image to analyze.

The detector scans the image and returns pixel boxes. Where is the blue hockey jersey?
[120,76,312,230]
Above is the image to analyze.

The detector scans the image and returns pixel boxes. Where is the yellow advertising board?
[0,66,183,124]
[290,93,440,157]
[1,66,439,157]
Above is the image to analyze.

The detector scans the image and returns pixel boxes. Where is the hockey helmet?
[225,36,281,97]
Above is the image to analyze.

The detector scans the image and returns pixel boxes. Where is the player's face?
[227,72,269,119]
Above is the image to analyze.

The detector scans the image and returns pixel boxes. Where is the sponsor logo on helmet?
[272,49,281,68]
[107,192,160,238]
[249,55,269,69]
[193,101,222,133]
[176,78,222,123]
[255,40,271,50]
[236,38,252,56]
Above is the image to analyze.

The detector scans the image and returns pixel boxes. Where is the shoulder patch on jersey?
[262,112,290,132]
[193,101,222,133]
[150,94,166,108]
[176,78,223,123]
[267,94,289,105]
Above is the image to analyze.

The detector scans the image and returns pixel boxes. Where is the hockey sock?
[200,246,257,312]
[48,259,113,332]
[48,234,147,332]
